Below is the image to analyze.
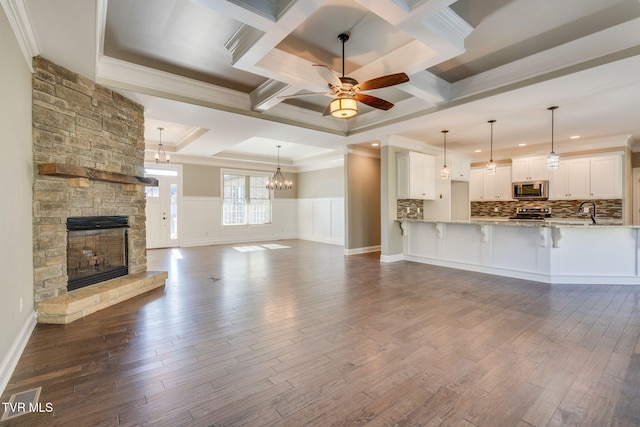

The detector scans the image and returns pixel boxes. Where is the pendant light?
[546,106,559,170]
[440,130,450,179]
[155,127,170,163]
[266,145,293,190]
[486,120,496,175]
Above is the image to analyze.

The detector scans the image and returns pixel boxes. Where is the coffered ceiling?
[14,0,640,166]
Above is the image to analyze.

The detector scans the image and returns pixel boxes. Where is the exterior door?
[145,168,180,249]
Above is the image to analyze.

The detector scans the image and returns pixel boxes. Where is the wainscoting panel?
[177,196,349,248]
[297,198,345,245]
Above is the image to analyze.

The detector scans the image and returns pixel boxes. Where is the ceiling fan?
[280,33,410,118]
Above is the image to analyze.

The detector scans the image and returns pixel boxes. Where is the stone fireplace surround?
[32,57,166,323]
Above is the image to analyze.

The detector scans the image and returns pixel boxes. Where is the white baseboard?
[380,253,405,263]
[0,311,36,396]
[297,234,344,246]
[344,245,381,255]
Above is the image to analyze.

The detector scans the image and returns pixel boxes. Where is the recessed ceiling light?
[570,135,580,139]
[518,143,527,146]
[371,142,379,147]
[474,149,482,153]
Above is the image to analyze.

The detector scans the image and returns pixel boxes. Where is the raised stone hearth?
[36,271,167,324]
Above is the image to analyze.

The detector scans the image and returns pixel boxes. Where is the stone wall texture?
[32,56,147,303]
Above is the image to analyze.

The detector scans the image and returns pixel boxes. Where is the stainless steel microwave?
[512,181,549,200]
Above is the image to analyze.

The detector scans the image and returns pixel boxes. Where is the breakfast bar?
[398,219,640,285]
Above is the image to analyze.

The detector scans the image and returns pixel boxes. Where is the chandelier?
[266,145,292,190]
[155,127,170,163]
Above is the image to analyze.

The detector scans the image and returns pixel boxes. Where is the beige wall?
[0,9,35,391]
[183,163,298,198]
[297,166,344,198]
[346,151,381,250]
[183,164,220,197]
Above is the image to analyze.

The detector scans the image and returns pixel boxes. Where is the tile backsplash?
[397,199,424,220]
[471,199,622,220]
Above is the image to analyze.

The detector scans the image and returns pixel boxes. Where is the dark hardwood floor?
[2,239,640,426]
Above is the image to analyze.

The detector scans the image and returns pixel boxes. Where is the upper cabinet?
[470,166,513,201]
[511,155,549,182]
[397,151,436,200]
[548,153,622,200]
[449,155,471,181]
[590,154,623,198]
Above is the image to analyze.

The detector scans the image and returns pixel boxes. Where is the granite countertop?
[397,217,631,228]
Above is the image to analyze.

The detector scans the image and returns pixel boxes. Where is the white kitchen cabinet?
[590,154,622,198]
[511,155,548,181]
[397,151,436,200]
[470,166,512,201]
[549,157,590,199]
[449,155,471,181]
[548,153,622,200]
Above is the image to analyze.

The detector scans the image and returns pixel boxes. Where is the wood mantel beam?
[38,163,158,186]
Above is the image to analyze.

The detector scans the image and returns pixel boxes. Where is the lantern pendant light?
[440,130,450,179]
[486,120,496,175]
[546,106,559,170]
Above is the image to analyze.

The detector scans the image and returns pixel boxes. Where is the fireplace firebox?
[66,216,129,291]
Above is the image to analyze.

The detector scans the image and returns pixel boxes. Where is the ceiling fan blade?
[354,93,395,110]
[278,91,331,100]
[313,64,342,88]
[355,73,409,91]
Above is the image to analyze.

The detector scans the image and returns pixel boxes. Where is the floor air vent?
[1,387,42,421]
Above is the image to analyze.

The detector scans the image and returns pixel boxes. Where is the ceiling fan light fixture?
[330,96,358,118]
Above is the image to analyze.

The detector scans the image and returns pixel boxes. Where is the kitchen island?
[397,219,640,285]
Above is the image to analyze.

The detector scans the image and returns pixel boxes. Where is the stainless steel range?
[509,207,553,221]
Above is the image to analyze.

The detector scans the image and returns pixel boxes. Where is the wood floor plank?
[2,240,640,426]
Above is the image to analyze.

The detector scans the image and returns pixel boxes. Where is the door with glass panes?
[145,170,179,249]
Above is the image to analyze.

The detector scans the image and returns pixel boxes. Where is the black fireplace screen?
[66,216,129,291]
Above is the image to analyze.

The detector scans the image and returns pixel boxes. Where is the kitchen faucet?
[578,201,597,224]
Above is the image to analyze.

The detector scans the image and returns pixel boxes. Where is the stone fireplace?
[32,57,166,323]
[66,216,129,291]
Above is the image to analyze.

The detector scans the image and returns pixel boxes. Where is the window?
[223,172,271,225]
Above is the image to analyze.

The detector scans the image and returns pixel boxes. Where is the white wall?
[0,8,36,394]
[180,196,344,247]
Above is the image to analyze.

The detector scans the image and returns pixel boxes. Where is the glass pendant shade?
[486,160,496,175]
[486,120,496,175]
[441,130,450,180]
[546,151,559,170]
[330,97,358,118]
[547,106,559,170]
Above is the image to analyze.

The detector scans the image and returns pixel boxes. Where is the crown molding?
[1,0,40,71]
